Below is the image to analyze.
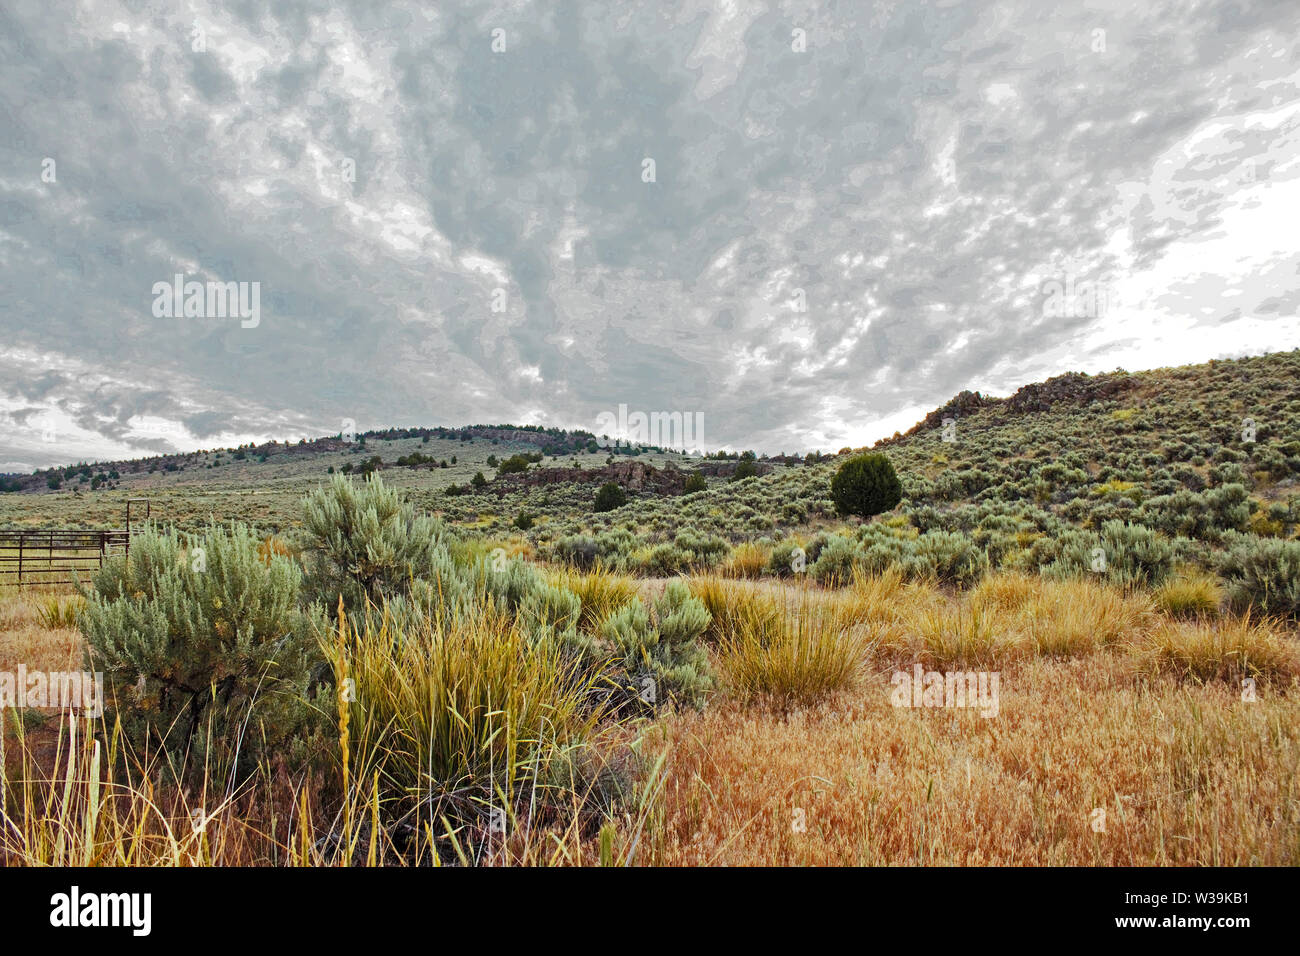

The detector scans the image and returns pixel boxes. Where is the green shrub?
[1136,484,1250,541]
[684,472,708,494]
[811,535,863,586]
[79,522,325,782]
[767,539,808,578]
[904,530,989,588]
[1215,533,1300,619]
[554,534,600,569]
[300,473,451,609]
[730,459,758,482]
[831,453,902,519]
[854,523,917,575]
[670,529,729,569]
[640,543,687,576]
[1045,520,1177,588]
[497,454,530,475]
[598,581,713,710]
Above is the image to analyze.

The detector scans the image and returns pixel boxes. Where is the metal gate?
[0,499,150,587]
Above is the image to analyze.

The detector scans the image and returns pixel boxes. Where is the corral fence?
[0,499,150,587]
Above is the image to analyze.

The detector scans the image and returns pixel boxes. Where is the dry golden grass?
[0,586,83,674]
[647,655,1300,865]
[1014,577,1154,656]
[834,566,920,628]
[549,565,639,631]
[3,571,1298,866]
[1154,572,1223,620]
[826,572,1154,667]
[645,571,1300,865]
[906,602,1023,666]
[689,575,784,644]
[717,594,873,705]
[720,541,771,580]
[1139,615,1300,688]
[256,534,294,564]
[969,571,1040,613]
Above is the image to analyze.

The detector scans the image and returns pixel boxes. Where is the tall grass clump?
[329,602,615,863]
[968,572,1039,614]
[911,603,1014,667]
[35,592,84,630]
[1140,615,1300,688]
[722,541,770,580]
[548,565,639,632]
[836,566,911,628]
[0,712,294,866]
[1015,577,1150,656]
[718,596,870,704]
[689,576,783,644]
[1154,572,1223,620]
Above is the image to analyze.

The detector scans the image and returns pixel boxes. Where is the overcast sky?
[2,0,1299,471]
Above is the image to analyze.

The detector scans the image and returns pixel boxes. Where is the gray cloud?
[1,0,1298,469]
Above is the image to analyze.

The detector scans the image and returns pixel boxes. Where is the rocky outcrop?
[877,370,1141,448]
[1004,371,1136,414]
[896,389,995,440]
[493,460,689,495]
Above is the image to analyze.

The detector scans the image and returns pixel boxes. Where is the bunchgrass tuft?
[721,542,771,580]
[1154,572,1223,620]
[1140,614,1300,687]
[718,594,871,704]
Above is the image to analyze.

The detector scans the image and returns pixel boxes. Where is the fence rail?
[0,529,131,586]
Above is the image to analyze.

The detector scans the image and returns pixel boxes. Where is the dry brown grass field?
[3,567,1295,867]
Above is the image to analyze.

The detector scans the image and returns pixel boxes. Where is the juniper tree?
[831,453,902,519]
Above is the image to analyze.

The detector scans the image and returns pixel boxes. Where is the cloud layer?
[2,0,1298,470]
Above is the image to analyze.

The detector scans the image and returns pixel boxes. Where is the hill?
[516,350,1298,581]
[4,350,1298,603]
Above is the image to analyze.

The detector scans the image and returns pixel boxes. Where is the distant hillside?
[0,424,605,493]
[510,350,1300,582]
[5,352,1297,571]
